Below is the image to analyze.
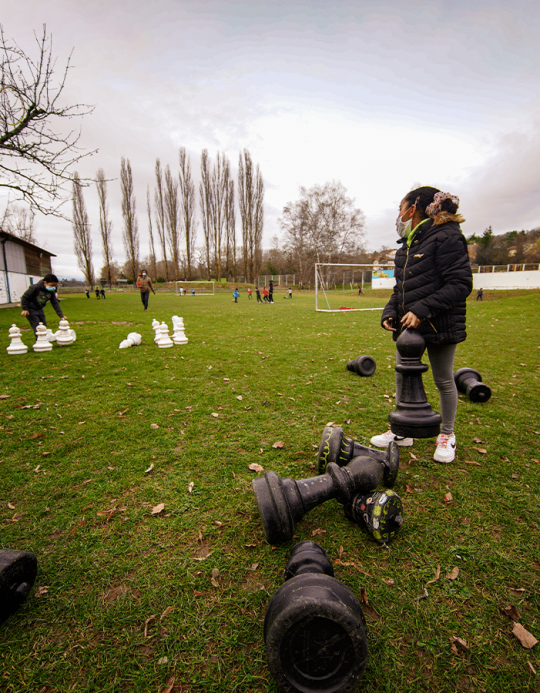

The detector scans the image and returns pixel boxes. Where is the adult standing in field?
[20,274,67,335]
[136,269,155,312]
[370,187,472,464]
[269,280,274,303]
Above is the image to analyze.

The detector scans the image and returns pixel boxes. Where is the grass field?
[1,288,539,693]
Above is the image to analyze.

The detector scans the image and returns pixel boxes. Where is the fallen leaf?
[473,447,487,454]
[381,578,395,586]
[211,568,220,579]
[145,463,154,474]
[151,503,165,515]
[473,437,484,444]
[359,587,370,605]
[529,662,537,675]
[250,563,259,571]
[248,463,264,473]
[150,423,159,429]
[409,451,417,460]
[211,412,219,418]
[0,395,10,400]
[449,635,470,653]
[476,417,482,425]
[161,675,175,693]
[31,433,44,439]
[464,460,481,466]
[34,586,49,598]
[500,605,520,621]
[187,481,194,493]
[444,492,453,502]
[426,565,441,585]
[512,623,538,649]
[236,395,243,401]
[211,578,219,588]
[532,459,540,464]
[7,502,15,510]
[311,528,326,536]
[272,441,285,448]
[446,567,460,580]
[344,418,351,424]
[144,615,156,638]
[157,656,168,665]
[406,484,414,493]
[34,465,41,473]
[78,421,86,425]
[160,606,175,621]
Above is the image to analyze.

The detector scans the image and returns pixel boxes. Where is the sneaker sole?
[370,437,414,448]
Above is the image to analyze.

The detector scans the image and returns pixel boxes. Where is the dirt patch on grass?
[103,583,142,604]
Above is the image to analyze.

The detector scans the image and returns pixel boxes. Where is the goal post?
[314,263,395,312]
[175,280,215,295]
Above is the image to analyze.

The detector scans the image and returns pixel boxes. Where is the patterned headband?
[426,192,460,218]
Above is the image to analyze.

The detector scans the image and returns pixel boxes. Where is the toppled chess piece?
[264,541,368,693]
[46,328,57,343]
[346,355,376,376]
[0,549,38,624]
[344,489,404,544]
[252,455,391,545]
[119,332,142,349]
[454,367,492,403]
[156,322,173,348]
[172,316,188,345]
[6,325,27,355]
[56,318,75,346]
[388,328,441,439]
[318,425,399,486]
[33,323,53,352]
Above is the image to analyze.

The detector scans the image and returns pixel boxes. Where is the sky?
[2,0,540,279]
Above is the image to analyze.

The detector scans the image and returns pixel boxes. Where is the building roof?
[0,230,56,257]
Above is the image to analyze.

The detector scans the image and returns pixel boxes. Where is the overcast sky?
[2,0,540,279]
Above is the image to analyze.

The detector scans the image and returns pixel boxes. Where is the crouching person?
[20,274,66,335]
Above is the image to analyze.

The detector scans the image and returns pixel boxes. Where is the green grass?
[1,288,539,693]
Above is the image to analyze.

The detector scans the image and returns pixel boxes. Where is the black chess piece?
[317,425,399,486]
[454,367,492,403]
[264,541,368,693]
[346,355,376,376]
[344,489,404,544]
[388,328,441,438]
[252,455,389,545]
[0,549,38,623]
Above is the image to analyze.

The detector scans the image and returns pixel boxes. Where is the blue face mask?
[45,286,56,292]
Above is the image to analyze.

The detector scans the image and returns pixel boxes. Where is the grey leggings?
[396,343,457,435]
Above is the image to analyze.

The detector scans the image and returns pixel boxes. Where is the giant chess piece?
[454,367,491,404]
[33,323,53,352]
[56,318,74,346]
[156,322,173,348]
[152,319,161,343]
[388,328,441,438]
[6,325,27,355]
[46,328,57,343]
[253,456,391,545]
[0,549,38,624]
[346,355,376,377]
[344,489,404,544]
[264,541,368,693]
[318,425,399,486]
[172,316,188,345]
[119,332,142,349]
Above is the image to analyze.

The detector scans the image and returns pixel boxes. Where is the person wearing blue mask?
[20,273,67,336]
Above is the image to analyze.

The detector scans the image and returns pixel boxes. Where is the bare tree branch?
[120,157,139,281]
[72,171,94,285]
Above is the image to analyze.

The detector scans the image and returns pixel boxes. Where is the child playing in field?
[20,274,67,335]
[233,288,240,303]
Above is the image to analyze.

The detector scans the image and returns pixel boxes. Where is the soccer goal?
[175,280,215,296]
[315,263,394,312]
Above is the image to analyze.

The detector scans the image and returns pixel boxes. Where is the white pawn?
[56,318,74,346]
[6,324,28,355]
[33,323,53,352]
[157,322,173,348]
[119,332,142,349]
[152,319,161,343]
[172,318,188,345]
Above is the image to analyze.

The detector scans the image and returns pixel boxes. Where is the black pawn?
[264,541,368,693]
[346,355,376,376]
[388,328,441,438]
[0,549,38,623]
[344,489,404,544]
[318,425,399,487]
[454,367,491,403]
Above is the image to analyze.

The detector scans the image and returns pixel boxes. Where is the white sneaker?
[434,433,456,463]
[370,430,414,448]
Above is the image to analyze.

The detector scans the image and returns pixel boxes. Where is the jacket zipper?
[401,245,410,332]
[427,319,438,333]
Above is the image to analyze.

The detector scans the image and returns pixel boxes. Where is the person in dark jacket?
[20,274,67,335]
[136,269,155,311]
[370,187,472,463]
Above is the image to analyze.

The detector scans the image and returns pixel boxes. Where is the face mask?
[142,273,146,277]
[396,209,414,238]
[45,286,56,292]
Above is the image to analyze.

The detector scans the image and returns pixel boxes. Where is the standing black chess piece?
[264,541,368,693]
[252,455,391,545]
[344,489,404,544]
[454,367,492,403]
[346,355,376,376]
[318,425,399,487]
[0,549,38,623]
[388,328,441,438]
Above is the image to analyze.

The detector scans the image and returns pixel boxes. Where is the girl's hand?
[401,311,420,329]
[382,318,396,331]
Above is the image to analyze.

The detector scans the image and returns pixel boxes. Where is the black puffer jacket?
[381,220,472,344]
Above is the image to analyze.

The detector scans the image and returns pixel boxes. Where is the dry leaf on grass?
[34,586,49,598]
[157,656,168,665]
[409,451,417,460]
[151,503,165,515]
[464,460,481,466]
[529,662,537,675]
[236,395,243,401]
[500,605,520,621]
[426,565,441,586]
[248,463,264,473]
[7,502,15,510]
[272,441,285,448]
[311,528,326,537]
[144,615,156,638]
[381,578,395,586]
[449,636,469,653]
[473,447,487,454]
[150,423,159,429]
[160,606,175,621]
[0,395,10,399]
[359,587,370,605]
[250,563,259,571]
[406,484,414,493]
[187,482,194,493]
[473,437,484,443]
[211,412,219,418]
[512,623,538,649]
[145,463,154,474]
[446,567,460,580]
[444,492,453,502]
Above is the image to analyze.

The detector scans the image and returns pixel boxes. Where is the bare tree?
[154,158,169,282]
[224,176,236,280]
[120,157,139,282]
[146,186,157,280]
[0,25,95,216]
[164,164,180,280]
[210,152,228,281]
[238,149,264,282]
[72,171,94,285]
[95,168,113,287]
[0,203,37,242]
[199,148,213,279]
[178,147,196,280]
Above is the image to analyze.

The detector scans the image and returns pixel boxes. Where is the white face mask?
[396,214,413,238]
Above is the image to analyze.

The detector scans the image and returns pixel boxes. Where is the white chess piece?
[152,319,161,343]
[56,318,74,346]
[33,323,53,352]
[6,324,28,355]
[46,328,57,343]
[157,322,173,348]
[172,318,188,345]
[119,332,142,349]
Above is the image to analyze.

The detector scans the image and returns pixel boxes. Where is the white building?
[0,231,56,304]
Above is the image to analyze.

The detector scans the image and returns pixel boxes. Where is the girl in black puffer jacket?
[371,186,472,463]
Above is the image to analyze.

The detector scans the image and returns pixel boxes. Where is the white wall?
[0,272,41,304]
[472,270,540,290]
[372,278,395,289]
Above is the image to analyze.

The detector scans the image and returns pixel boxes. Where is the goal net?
[175,281,215,296]
[315,263,394,312]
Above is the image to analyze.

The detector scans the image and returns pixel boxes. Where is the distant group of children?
[86,288,106,299]
[233,283,293,303]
